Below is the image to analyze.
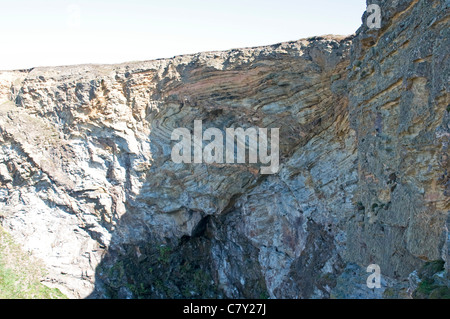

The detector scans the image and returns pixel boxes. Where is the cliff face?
[0,0,448,299]
[347,0,449,281]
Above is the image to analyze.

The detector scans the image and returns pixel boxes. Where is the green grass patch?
[0,225,67,299]
[413,260,450,299]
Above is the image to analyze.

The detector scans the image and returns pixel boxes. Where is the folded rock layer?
[0,0,448,298]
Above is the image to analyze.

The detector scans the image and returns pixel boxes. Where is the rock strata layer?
[0,0,448,299]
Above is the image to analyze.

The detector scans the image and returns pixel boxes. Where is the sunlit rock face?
[343,0,449,294]
[0,0,448,299]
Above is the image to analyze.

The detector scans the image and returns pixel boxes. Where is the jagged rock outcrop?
[0,0,448,299]
[340,0,449,297]
[347,0,449,275]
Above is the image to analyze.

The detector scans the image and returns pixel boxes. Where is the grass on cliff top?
[0,225,67,299]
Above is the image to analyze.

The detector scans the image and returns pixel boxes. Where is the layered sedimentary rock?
[347,0,449,279]
[0,0,448,299]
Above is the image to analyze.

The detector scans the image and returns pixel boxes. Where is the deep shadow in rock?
[86,206,269,299]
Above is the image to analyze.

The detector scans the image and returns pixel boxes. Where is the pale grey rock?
[0,0,448,299]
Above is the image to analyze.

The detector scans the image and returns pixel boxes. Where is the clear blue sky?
[0,0,367,70]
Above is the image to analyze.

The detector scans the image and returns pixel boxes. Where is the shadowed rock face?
[0,0,448,299]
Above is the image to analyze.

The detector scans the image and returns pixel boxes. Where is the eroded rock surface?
[0,0,448,299]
